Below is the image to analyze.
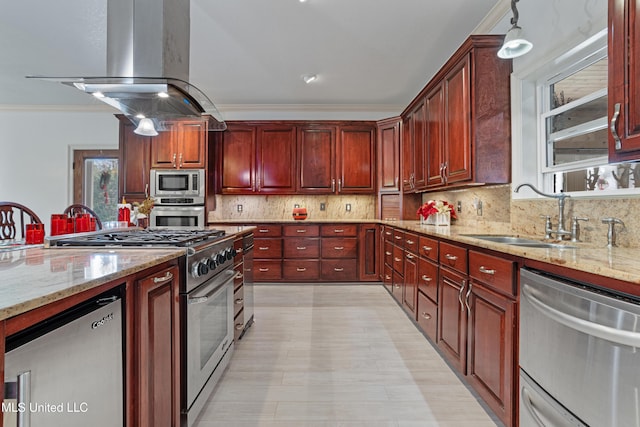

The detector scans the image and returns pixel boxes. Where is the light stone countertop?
[0,246,186,321]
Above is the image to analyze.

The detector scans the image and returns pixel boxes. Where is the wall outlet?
[346,203,352,212]
[294,203,300,208]
[320,203,326,211]
[236,204,243,213]
[457,201,462,213]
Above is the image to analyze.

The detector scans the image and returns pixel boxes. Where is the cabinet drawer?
[283,224,320,236]
[419,235,439,262]
[321,237,357,258]
[404,232,419,254]
[283,260,320,280]
[392,244,404,274]
[254,238,282,258]
[233,267,244,290]
[320,224,358,237]
[439,241,467,274]
[254,224,282,237]
[233,285,244,318]
[321,259,357,281]
[254,260,282,281]
[283,237,320,258]
[417,291,437,342]
[382,226,394,241]
[418,258,438,302]
[384,240,394,266]
[383,263,393,292]
[393,229,405,245]
[469,250,516,297]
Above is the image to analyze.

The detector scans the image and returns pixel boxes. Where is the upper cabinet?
[119,118,152,204]
[609,0,640,162]
[219,121,376,195]
[151,120,207,169]
[377,117,401,192]
[401,35,512,192]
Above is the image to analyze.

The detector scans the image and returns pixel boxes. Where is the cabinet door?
[297,125,336,193]
[377,118,400,192]
[426,83,445,187]
[119,120,151,203]
[221,125,256,193]
[178,121,207,168]
[438,268,467,373]
[401,114,413,192]
[136,266,180,427]
[257,125,296,193]
[467,283,516,427]
[410,101,427,190]
[444,55,472,185]
[150,122,179,168]
[338,125,376,193]
[358,223,379,281]
[402,250,418,318]
[609,0,640,161]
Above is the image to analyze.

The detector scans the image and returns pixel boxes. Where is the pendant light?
[134,118,158,136]
[498,0,533,59]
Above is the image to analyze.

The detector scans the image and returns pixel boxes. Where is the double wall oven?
[46,228,238,426]
[150,169,206,228]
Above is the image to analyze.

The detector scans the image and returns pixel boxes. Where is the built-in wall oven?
[149,169,206,229]
[520,268,640,427]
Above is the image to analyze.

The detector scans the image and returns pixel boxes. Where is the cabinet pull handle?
[334,229,345,233]
[406,253,415,260]
[234,271,243,279]
[332,179,336,192]
[421,312,432,320]
[338,178,342,193]
[445,253,458,261]
[237,248,244,254]
[296,246,307,250]
[479,266,496,275]
[385,231,392,236]
[458,280,465,311]
[258,229,270,233]
[153,271,174,284]
[611,102,622,150]
[465,282,472,316]
[179,152,183,167]
[235,323,244,331]
[385,275,391,280]
[394,257,402,262]
[334,246,344,250]
[172,153,177,168]
[334,267,344,272]
[296,229,307,233]
[259,268,270,272]
[442,162,448,185]
[296,267,307,272]
[235,298,244,304]
[258,246,270,250]
[406,239,415,245]
[422,245,432,252]
[385,251,392,256]
[394,235,402,240]
[421,275,432,282]
[145,183,149,198]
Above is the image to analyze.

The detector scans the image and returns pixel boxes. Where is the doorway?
[73,149,119,222]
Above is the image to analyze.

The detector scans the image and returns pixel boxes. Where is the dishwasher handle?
[523,283,640,348]
[5,371,32,427]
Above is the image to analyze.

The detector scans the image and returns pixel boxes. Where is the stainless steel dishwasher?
[3,288,124,427]
[519,268,640,427]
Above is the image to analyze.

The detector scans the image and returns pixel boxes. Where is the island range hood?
[30,0,225,134]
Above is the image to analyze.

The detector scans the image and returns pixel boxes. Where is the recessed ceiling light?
[135,114,146,119]
[92,91,105,98]
[302,74,318,84]
[299,0,308,3]
[157,91,169,98]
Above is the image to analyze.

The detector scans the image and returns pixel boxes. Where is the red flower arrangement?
[417,200,458,220]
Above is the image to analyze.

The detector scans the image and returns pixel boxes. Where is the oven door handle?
[188,270,235,305]
[523,284,640,348]
[520,386,548,427]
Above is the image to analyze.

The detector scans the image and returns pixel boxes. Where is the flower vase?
[426,212,450,226]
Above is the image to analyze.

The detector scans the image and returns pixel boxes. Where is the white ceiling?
[0,0,509,119]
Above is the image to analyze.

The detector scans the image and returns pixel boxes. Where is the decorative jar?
[423,212,450,226]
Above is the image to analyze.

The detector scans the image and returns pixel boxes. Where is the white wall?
[0,109,118,229]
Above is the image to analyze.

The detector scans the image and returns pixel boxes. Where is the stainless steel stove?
[46,227,237,426]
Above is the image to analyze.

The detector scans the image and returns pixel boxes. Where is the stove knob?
[197,261,209,277]
[216,252,226,265]
[207,258,217,271]
[191,262,201,278]
[225,248,234,261]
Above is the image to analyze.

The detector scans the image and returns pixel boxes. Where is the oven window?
[199,286,229,369]
[155,216,199,227]
[158,174,189,191]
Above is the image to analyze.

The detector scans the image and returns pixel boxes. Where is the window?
[73,150,119,222]
[532,31,640,195]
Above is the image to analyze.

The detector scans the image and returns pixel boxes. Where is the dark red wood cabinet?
[338,125,376,194]
[377,117,401,192]
[219,124,256,193]
[297,125,336,193]
[608,0,640,162]
[119,119,152,204]
[256,125,297,193]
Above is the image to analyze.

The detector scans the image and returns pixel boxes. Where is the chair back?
[0,202,43,240]
[63,204,103,230]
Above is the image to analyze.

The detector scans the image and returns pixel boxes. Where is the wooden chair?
[0,202,43,240]
[63,204,103,230]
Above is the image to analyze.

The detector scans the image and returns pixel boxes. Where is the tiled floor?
[194,284,500,427]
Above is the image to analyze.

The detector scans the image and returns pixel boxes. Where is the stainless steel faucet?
[601,217,625,247]
[514,183,580,241]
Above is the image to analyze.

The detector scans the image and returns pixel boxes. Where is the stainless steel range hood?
[30,0,226,132]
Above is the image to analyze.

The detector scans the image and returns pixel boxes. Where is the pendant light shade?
[498,0,533,59]
[134,118,158,136]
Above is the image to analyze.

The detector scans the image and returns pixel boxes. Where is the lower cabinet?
[134,265,180,427]
[437,267,468,373]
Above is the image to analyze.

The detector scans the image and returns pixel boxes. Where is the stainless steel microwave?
[150,169,205,205]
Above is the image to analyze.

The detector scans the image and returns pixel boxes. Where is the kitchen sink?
[461,234,576,249]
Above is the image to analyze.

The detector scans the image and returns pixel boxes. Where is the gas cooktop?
[46,228,226,248]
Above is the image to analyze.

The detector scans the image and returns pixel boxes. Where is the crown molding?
[472,0,511,34]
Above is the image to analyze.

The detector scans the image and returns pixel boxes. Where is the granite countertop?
[210,219,372,224]
[0,246,186,321]
[386,220,640,286]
